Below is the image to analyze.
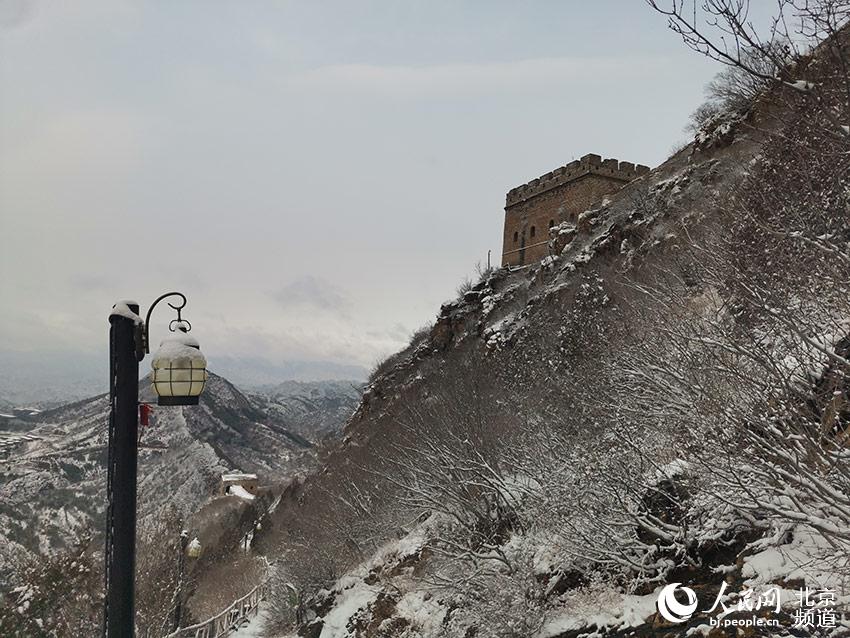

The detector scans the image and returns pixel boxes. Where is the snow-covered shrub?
[382,354,528,580]
[0,538,100,637]
[686,41,792,136]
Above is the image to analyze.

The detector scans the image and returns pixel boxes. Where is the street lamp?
[104,292,206,638]
[174,530,189,631]
[174,531,203,630]
[186,537,203,559]
[151,322,208,406]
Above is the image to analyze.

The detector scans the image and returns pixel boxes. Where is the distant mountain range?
[0,349,368,406]
[0,371,359,584]
[250,379,364,441]
[0,350,106,407]
[209,355,368,389]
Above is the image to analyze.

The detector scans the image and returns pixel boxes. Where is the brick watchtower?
[502,153,650,266]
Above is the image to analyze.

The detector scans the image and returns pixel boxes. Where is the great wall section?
[502,153,651,266]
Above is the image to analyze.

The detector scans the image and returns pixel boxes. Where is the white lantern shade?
[151,327,208,405]
[186,537,202,558]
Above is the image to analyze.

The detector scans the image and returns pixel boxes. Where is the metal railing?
[501,239,550,257]
[163,582,266,638]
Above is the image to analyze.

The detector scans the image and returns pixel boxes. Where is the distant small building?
[220,472,259,496]
[502,153,650,266]
[12,407,41,418]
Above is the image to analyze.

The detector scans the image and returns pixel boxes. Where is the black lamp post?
[174,530,189,630]
[104,293,207,638]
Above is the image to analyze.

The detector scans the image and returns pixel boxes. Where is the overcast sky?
[0,0,724,384]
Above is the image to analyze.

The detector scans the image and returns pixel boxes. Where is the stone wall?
[502,153,650,266]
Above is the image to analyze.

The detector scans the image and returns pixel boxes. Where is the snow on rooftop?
[786,79,815,92]
[228,485,256,501]
[222,472,258,482]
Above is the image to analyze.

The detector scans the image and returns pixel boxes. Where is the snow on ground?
[302,515,439,638]
[743,525,848,589]
[393,590,446,634]
[319,585,379,638]
[741,523,850,612]
[230,602,270,638]
[536,585,660,637]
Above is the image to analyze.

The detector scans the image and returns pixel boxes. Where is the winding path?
[163,583,266,638]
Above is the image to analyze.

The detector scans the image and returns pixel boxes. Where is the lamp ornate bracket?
[138,292,191,360]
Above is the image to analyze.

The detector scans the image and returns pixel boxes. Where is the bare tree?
[648,0,850,138]
[135,507,186,637]
[687,41,794,133]
[371,355,528,585]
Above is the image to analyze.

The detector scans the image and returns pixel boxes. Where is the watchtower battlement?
[506,154,651,207]
[502,153,650,267]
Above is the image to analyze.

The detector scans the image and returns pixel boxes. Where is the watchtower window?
[530,226,536,238]
[513,231,518,243]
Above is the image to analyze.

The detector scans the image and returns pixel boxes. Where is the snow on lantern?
[151,322,208,406]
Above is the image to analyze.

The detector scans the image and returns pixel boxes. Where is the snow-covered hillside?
[250,380,364,442]
[252,20,850,638]
[0,372,311,584]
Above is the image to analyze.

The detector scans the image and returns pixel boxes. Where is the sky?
[0,0,725,392]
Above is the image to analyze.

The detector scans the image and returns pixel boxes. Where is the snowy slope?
[0,372,311,584]
[258,35,850,636]
[249,380,363,442]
